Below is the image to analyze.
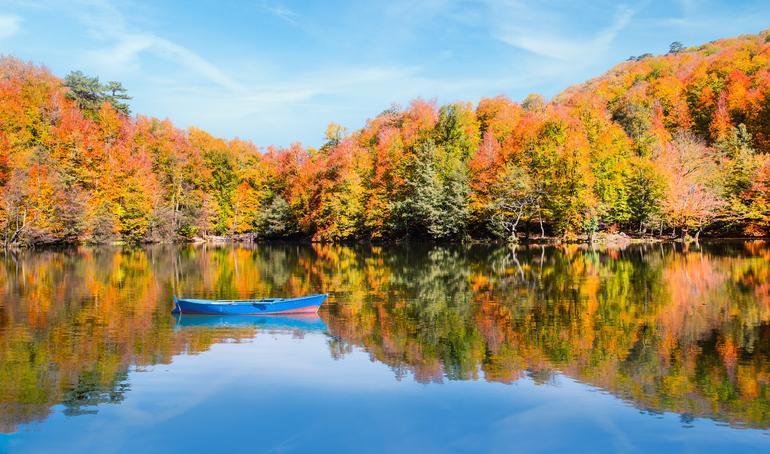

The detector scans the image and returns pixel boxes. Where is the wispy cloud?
[53,0,242,90]
[677,0,698,16]
[256,1,299,26]
[0,14,22,40]
[490,1,637,64]
[166,65,421,121]
[89,33,244,91]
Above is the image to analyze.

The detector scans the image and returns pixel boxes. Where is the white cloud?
[490,1,637,65]
[256,1,299,26]
[60,0,242,91]
[159,65,420,122]
[677,0,698,16]
[89,33,243,91]
[0,14,22,40]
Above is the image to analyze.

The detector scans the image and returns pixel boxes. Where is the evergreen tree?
[102,81,132,115]
[669,41,684,54]
[258,196,297,237]
[63,71,131,116]
[625,158,665,233]
[63,71,103,113]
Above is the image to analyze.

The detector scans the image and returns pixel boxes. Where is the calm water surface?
[1,242,769,453]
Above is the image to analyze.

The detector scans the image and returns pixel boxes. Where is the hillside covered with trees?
[1,31,770,246]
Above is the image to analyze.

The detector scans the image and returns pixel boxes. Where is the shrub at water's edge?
[1,31,770,246]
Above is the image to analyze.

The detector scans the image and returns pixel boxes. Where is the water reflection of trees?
[1,241,769,432]
[0,246,260,433]
[320,241,770,428]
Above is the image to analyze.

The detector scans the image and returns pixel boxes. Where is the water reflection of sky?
[4,329,768,453]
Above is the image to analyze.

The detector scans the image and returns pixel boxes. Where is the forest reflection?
[1,241,769,433]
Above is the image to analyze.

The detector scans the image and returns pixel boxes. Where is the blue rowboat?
[171,294,327,315]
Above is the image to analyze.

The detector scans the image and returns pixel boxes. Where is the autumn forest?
[2,31,770,247]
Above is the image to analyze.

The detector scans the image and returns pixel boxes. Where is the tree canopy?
[63,71,131,116]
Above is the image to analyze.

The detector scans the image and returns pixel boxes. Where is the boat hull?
[172,294,327,316]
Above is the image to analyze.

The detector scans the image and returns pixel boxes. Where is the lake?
[0,242,769,453]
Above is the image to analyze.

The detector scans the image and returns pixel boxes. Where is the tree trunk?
[508,209,523,243]
[4,208,26,249]
[173,180,181,231]
[538,212,545,239]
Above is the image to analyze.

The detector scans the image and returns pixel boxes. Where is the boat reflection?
[175,314,328,332]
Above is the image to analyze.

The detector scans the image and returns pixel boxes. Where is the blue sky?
[1,1,769,147]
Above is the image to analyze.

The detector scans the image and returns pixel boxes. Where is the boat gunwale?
[175,294,327,306]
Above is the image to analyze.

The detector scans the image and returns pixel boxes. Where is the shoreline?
[3,233,768,251]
